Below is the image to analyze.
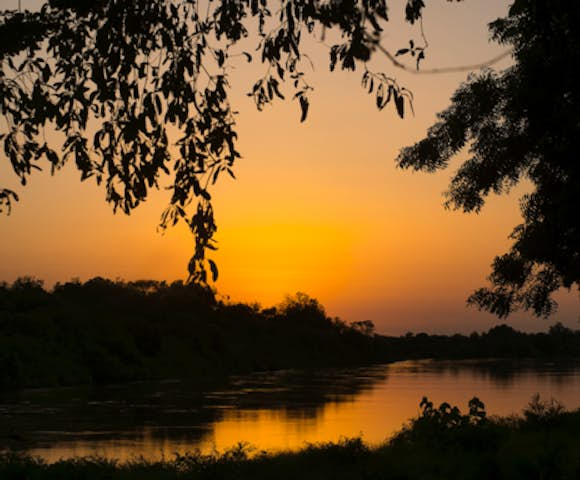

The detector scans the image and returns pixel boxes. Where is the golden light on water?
[23,361,580,463]
[206,398,413,453]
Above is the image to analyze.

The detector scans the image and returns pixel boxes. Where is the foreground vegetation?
[1,277,579,390]
[2,396,579,479]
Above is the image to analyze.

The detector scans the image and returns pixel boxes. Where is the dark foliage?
[397,0,580,317]
[0,276,578,390]
[382,323,580,361]
[0,0,433,283]
[0,277,387,389]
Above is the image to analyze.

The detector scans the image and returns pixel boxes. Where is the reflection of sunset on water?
[18,360,580,463]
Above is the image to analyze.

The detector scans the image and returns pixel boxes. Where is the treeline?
[2,396,580,479]
[0,278,387,390]
[0,277,578,390]
[381,323,580,360]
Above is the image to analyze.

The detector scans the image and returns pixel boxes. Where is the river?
[2,359,579,462]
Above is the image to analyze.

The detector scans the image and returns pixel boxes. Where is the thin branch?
[375,43,512,75]
[419,17,429,50]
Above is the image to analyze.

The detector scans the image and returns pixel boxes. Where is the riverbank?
[2,277,579,390]
[0,278,388,390]
[2,396,579,480]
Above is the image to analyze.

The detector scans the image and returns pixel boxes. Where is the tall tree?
[397,0,579,317]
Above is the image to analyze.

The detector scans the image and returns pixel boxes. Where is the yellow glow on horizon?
[214,221,357,306]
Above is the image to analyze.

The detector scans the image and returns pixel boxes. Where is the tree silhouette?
[397,0,579,317]
[3,1,575,321]
[0,0,428,284]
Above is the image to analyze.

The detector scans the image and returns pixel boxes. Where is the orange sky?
[0,0,577,333]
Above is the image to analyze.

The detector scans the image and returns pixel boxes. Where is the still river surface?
[1,359,580,462]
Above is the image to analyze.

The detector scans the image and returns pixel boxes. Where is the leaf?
[361,71,368,87]
[376,82,385,109]
[299,95,309,122]
[212,166,221,184]
[271,78,285,99]
[46,149,59,166]
[208,259,218,281]
[329,46,338,72]
[368,14,383,32]
[395,93,405,118]
[42,65,51,83]
[154,94,162,115]
[216,50,225,67]
[276,63,285,79]
[267,80,273,100]
[286,2,294,32]
[395,48,410,56]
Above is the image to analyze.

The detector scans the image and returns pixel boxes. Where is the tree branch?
[375,43,512,75]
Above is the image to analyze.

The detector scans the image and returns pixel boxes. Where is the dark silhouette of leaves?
[397,0,580,317]
[0,0,421,285]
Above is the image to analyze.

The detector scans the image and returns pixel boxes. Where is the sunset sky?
[0,0,578,334]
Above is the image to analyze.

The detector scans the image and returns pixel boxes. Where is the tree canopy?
[0,0,427,284]
[397,0,579,317]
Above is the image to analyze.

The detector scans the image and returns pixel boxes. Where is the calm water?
[2,359,580,462]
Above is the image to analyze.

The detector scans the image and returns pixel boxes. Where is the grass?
[2,396,580,479]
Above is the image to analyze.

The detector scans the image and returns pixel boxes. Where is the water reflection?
[2,359,580,462]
